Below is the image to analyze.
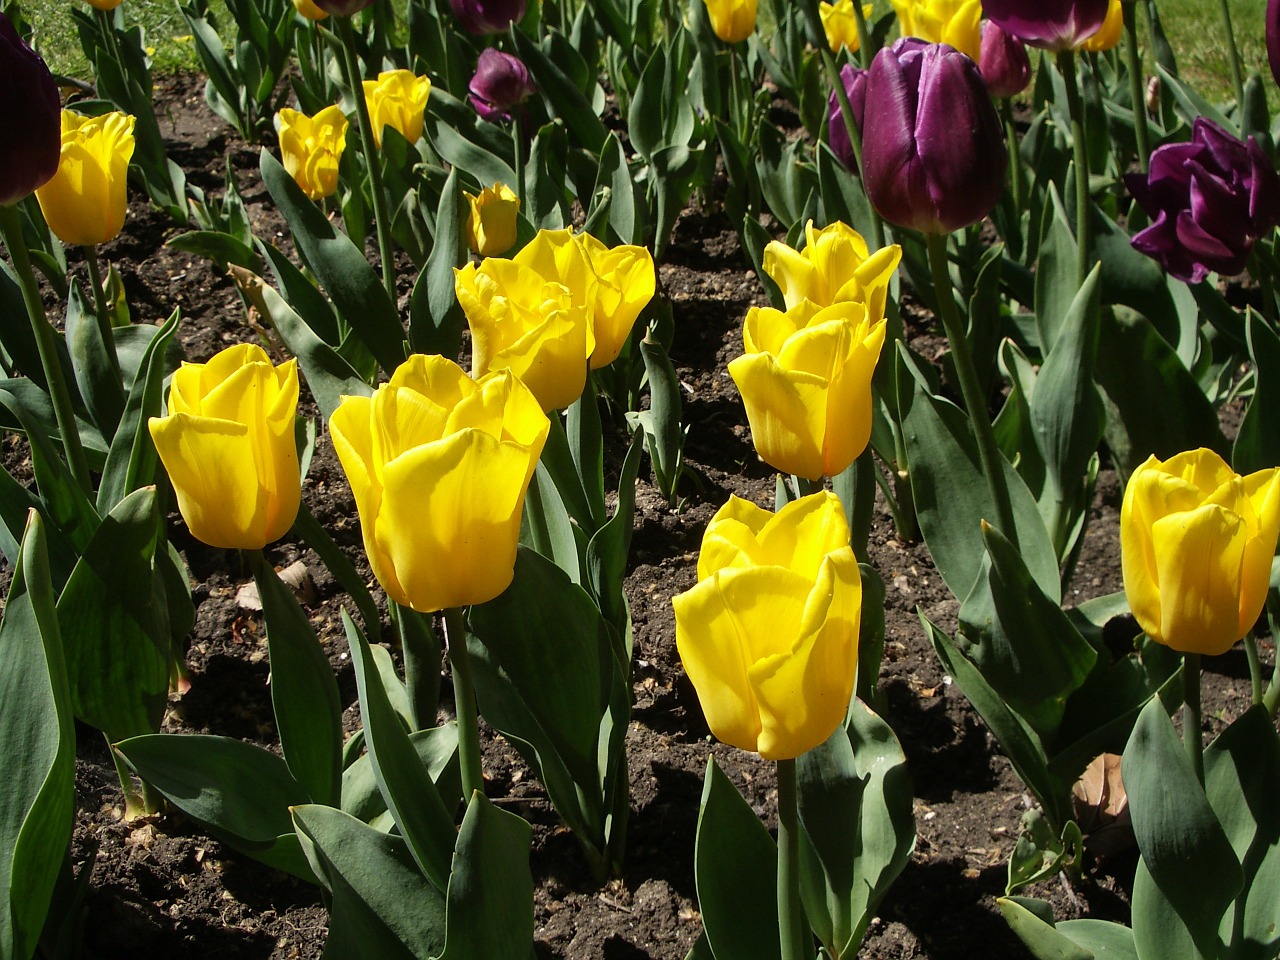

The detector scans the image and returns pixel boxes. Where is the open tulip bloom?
[35,110,136,247]
[362,69,431,149]
[889,0,983,61]
[278,105,348,201]
[763,220,900,314]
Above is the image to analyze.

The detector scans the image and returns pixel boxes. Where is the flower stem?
[1244,633,1264,707]
[850,0,873,68]
[1055,49,1092,287]
[775,758,807,960]
[334,16,397,304]
[0,204,93,496]
[110,738,160,820]
[925,231,1017,545]
[1182,651,1204,785]
[84,246,122,380]
[1122,0,1150,174]
[95,7,126,76]
[1215,0,1246,118]
[443,606,485,800]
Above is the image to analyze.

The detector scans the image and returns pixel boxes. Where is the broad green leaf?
[341,724,461,825]
[1233,311,1280,476]
[260,240,340,345]
[1033,185,1078,354]
[64,280,125,442]
[410,168,465,359]
[999,897,1093,960]
[510,28,608,153]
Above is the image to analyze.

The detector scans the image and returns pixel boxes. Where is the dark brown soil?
[19,73,1273,960]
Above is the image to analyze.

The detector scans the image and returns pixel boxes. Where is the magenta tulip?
[449,0,526,34]
[0,13,60,207]
[981,0,1110,52]
[979,20,1032,98]
[468,48,536,122]
[828,63,868,173]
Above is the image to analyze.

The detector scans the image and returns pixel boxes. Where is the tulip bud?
[575,233,656,369]
[148,344,301,550]
[463,182,520,257]
[291,0,329,20]
[820,1,872,54]
[277,105,348,201]
[827,63,868,173]
[0,13,62,207]
[330,354,550,613]
[1268,0,1280,90]
[673,492,861,760]
[362,69,431,149]
[889,0,983,61]
[310,0,377,17]
[448,0,526,35]
[704,0,757,44]
[35,111,136,247]
[861,40,1007,235]
[982,0,1111,52]
[979,20,1032,98]
[1121,449,1280,656]
[1080,0,1122,52]
[762,220,901,314]
[468,48,536,123]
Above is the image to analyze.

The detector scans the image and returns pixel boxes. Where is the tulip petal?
[729,352,828,480]
[757,491,851,577]
[763,241,820,311]
[1150,504,1247,655]
[1236,468,1280,638]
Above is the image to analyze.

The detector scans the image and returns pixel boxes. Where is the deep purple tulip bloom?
[861,39,1007,235]
[450,0,526,35]
[981,0,1110,52]
[1126,118,1280,284]
[469,48,536,123]
[979,20,1031,98]
[828,64,868,173]
[311,0,378,16]
[0,13,60,207]
[1267,0,1280,90]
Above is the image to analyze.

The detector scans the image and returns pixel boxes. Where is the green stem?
[999,98,1025,230]
[1215,0,1246,117]
[110,739,160,820]
[925,231,1017,544]
[776,758,807,960]
[0,204,93,495]
[1182,652,1204,785]
[850,0,873,68]
[871,456,913,541]
[95,7,126,74]
[848,449,875,563]
[1265,653,1280,720]
[1055,49,1092,287]
[84,246,122,379]
[1244,633,1264,707]
[443,606,485,800]
[334,16,397,304]
[1122,0,1150,174]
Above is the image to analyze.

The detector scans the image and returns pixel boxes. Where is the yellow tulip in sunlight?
[362,69,432,148]
[762,220,901,320]
[729,300,886,481]
[329,355,550,613]
[820,1,873,53]
[704,0,757,44]
[673,492,861,760]
[1080,0,1122,52]
[463,182,520,257]
[148,344,301,550]
[1121,449,1280,656]
[291,0,329,20]
[576,232,656,369]
[278,105,348,201]
[35,110,135,247]
[889,0,983,61]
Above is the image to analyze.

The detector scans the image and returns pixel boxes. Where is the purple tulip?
[828,64,868,173]
[979,20,1031,98]
[310,0,378,16]
[981,0,1111,52]
[449,0,526,35]
[861,39,1007,235]
[468,48,536,123]
[0,13,60,207]
[1125,118,1280,284]
[1268,0,1280,90]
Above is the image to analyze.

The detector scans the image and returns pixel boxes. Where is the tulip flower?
[827,64,868,173]
[449,0,526,34]
[1125,117,1280,283]
[1080,0,1121,52]
[291,0,329,19]
[861,39,1007,235]
[0,13,61,207]
[329,354,549,613]
[763,220,901,316]
[673,492,861,760]
[576,233,656,369]
[362,69,431,148]
[982,0,1111,52]
[35,111,135,247]
[704,0,757,44]
[1121,449,1280,656]
[277,105,348,201]
[1269,0,1280,90]
[729,300,886,480]
[820,1,873,54]
[979,20,1032,98]
[463,182,520,257]
[468,48,536,123]
[310,0,376,16]
[149,344,301,550]
[889,0,983,61]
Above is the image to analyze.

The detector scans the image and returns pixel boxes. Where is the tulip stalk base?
[1182,652,1204,786]
[444,606,485,801]
[1054,50,1092,287]
[775,758,807,960]
[110,740,161,821]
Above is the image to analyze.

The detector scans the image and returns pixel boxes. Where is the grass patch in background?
[1156,0,1273,110]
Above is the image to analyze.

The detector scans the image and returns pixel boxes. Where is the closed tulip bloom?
[0,13,61,207]
[890,0,983,61]
[820,1,873,53]
[463,182,520,257]
[278,105,348,201]
[35,111,135,247]
[330,355,549,612]
[828,64,868,173]
[576,233,656,369]
[291,0,329,20]
[763,220,902,316]
[468,48,536,123]
[730,300,886,480]
[1080,0,1121,52]
[449,0,526,34]
[1269,0,1280,90]
[149,344,300,550]
[979,20,1032,98]
[310,0,376,16]
[673,492,861,760]
[705,0,757,44]
[862,40,1007,235]
[1121,449,1280,656]
[981,0,1111,52]
[362,70,431,148]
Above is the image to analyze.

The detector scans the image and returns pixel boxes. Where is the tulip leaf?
[567,384,607,530]
[341,724,461,825]
[64,279,125,443]
[410,168,465,360]
[1090,206,1183,347]
[1124,698,1242,957]
[695,757,781,960]
[116,733,317,883]
[1033,185,1078,355]
[260,240,341,345]
[509,27,607,155]
[999,897,1140,960]
[291,804,446,960]
[522,463,583,585]
[592,133,638,247]
[427,124,517,196]
[1233,311,1280,476]
[1155,64,1236,137]
[260,150,406,376]
[0,512,75,960]
[586,429,645,640]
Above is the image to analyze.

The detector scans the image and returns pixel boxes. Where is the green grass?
[1155,0,1274,111]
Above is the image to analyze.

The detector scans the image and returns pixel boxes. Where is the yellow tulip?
[278,105,348,201]
[575,232,656,369]
[84,0,124,10]
[673,492,861,760]
[1080,0,1123,52]
[329,354,550,613]
[729,300,886,481]
[291,0,329,20]
[148,344,301,550]
[889,0,983,61]
[763,220,901,319]
[35,110,135,247]
[362,69,431,148]
[1120,449,1280,656]
[463,182,520,257]
[704,0,756,44]
[820,1,873,53]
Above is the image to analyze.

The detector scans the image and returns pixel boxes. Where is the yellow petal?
[729,352,827,480]
[1151,504,1248,655]
[756,491,851,578]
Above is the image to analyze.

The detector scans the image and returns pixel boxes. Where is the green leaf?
[521,464,583,585]
[1055,920,1139,959]
[1006,810,1082,895]
[64,280,125,442]
[167,230,263,273]
[1233,311,1280,476]
[585,430,644,640]
[593,133,637,246]
[341,724,461,825]
[999,897,1094,960]
[510,28,607,154]
[1033,185,1078,354]
[410,170,464,359]
[260,241,341,345]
